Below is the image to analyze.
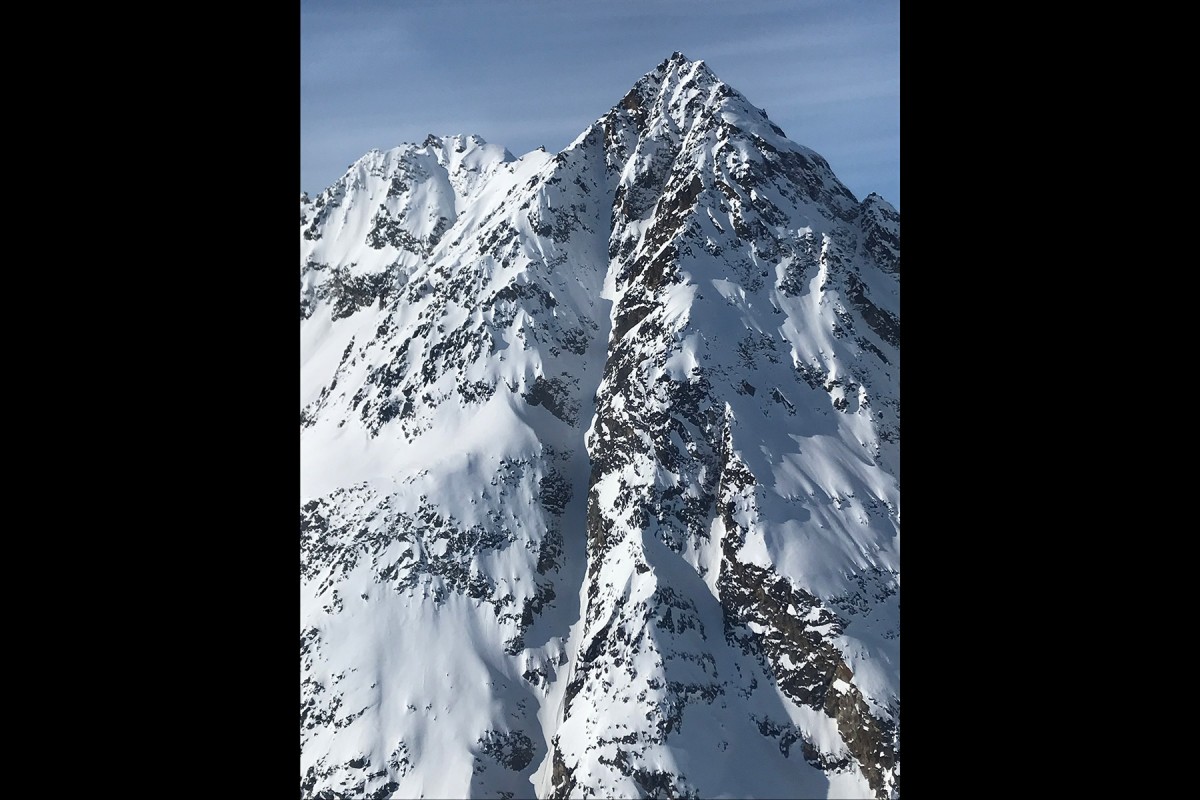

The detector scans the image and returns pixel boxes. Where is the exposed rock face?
[301,52,899,799]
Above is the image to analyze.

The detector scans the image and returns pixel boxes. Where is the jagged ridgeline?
[301,52,899,800]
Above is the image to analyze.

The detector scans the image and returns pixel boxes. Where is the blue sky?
[301,0,899,209]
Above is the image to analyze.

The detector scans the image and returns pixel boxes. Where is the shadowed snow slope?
[301,52,900,800]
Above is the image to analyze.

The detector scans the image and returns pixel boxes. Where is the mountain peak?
[662,50,698,70]
[610,52,728,139]
[301,54,900,800]
[604,53,813,169]
[862,191,897,214]
[641,50,718,87]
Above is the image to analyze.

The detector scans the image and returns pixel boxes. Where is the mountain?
[300,52,900,800]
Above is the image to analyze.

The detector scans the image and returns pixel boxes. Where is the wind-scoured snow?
[301,52,899,800]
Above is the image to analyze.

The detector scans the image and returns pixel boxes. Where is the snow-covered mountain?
[300,53,900,800]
